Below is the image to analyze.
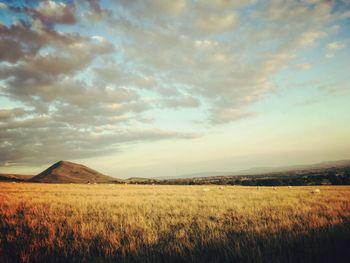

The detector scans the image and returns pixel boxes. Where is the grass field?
[0,183,349,263]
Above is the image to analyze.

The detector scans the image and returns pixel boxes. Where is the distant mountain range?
[1,159,350,184]
[158,159,350,179]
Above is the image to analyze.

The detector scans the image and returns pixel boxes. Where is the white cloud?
[0,2,7,9]
[38,1,68,16]
[117,0,186,18]
[0,108,27,121]
[325,41,345,58]
[299,31,325,47]
[326,41,345,50]
[193,13,238,34]
[0,116,200,165]
[296,63,312,70]
[0,0,348,166]
[30,0,76,25]
[196,0,255,9]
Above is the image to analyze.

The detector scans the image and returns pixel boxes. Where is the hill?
[233,159,350,175]
[30,161,116,183]
[156,165,350,186]
[0,174,33,182]
[163,159,350,180]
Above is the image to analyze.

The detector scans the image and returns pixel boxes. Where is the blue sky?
[0,0,349,178]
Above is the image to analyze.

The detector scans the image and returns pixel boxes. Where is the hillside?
[156,166,350,186]
[0,174,33,182]
[163,159,350,180]
[129,160,350,186]
[233,159,350,175]
[30,161,116,183]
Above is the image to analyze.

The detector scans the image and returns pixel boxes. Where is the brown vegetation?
[0,183,350,263]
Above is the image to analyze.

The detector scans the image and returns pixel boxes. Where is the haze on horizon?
[0,0,349,178]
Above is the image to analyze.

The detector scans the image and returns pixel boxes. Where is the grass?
[0,183,349,263]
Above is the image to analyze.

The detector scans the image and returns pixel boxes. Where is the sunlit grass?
[1,183,349,263]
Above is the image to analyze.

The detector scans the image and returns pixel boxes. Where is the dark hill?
[0,174,33,182]
[30,161,115,183]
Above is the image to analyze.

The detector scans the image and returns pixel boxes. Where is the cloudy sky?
[0,0,349,178]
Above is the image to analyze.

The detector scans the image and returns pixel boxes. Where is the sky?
[0,0,349,178]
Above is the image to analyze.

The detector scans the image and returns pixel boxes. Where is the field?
[0,183,350,263]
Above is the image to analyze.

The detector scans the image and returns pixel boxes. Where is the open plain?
[0,183,349,263]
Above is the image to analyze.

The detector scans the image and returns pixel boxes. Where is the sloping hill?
[30,161,116,183]
[164,159,350,179]
[0,174,33,182]
[233,159,350,175]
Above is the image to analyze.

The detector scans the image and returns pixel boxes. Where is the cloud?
[87,0,104,14]
[0,19,82,63]
[102,0,339,124]
[32,1,76,25]
[210,109,257,124]
[161,95,200,109]
[0,21,115,106]
[325,41,345,58]
[25,35,114,76]
[0,37,24,63]
[78,0,113,22]
[326,41,345,50]
[118,0,187,18]
[296,63,313,70]
[196,0,255,9]
[0,0,348,166]
[193,13,238,34]
[0,1,202,166]
[299,31,325,47]
[0,116,200,166]
[0,108,28,122]
[0,3,7,9]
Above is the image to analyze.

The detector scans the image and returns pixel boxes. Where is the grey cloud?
[48,79,139,108]
[25,35,115,76]
[93,63,158,91]
[118,0,187,18]
[0,20,83,63]
[103,0,339,123]
[87,0,103,13]
[161,95,200,109]
[196,0,256,9]
[0,116,199,166]
[210,109,257,124]
[0,26,115,105]
[0,37,24,63]
[29,1,76,25]
[192,11,239,35]
[81,0,112,20]
[0,0,347,166]
[0,108,28,122]
[93,63,126,83]
[0,1,202,167]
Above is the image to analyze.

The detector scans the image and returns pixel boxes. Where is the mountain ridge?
[158,159,350,180]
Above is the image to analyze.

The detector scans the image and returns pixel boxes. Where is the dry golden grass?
[1,183,350,263]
